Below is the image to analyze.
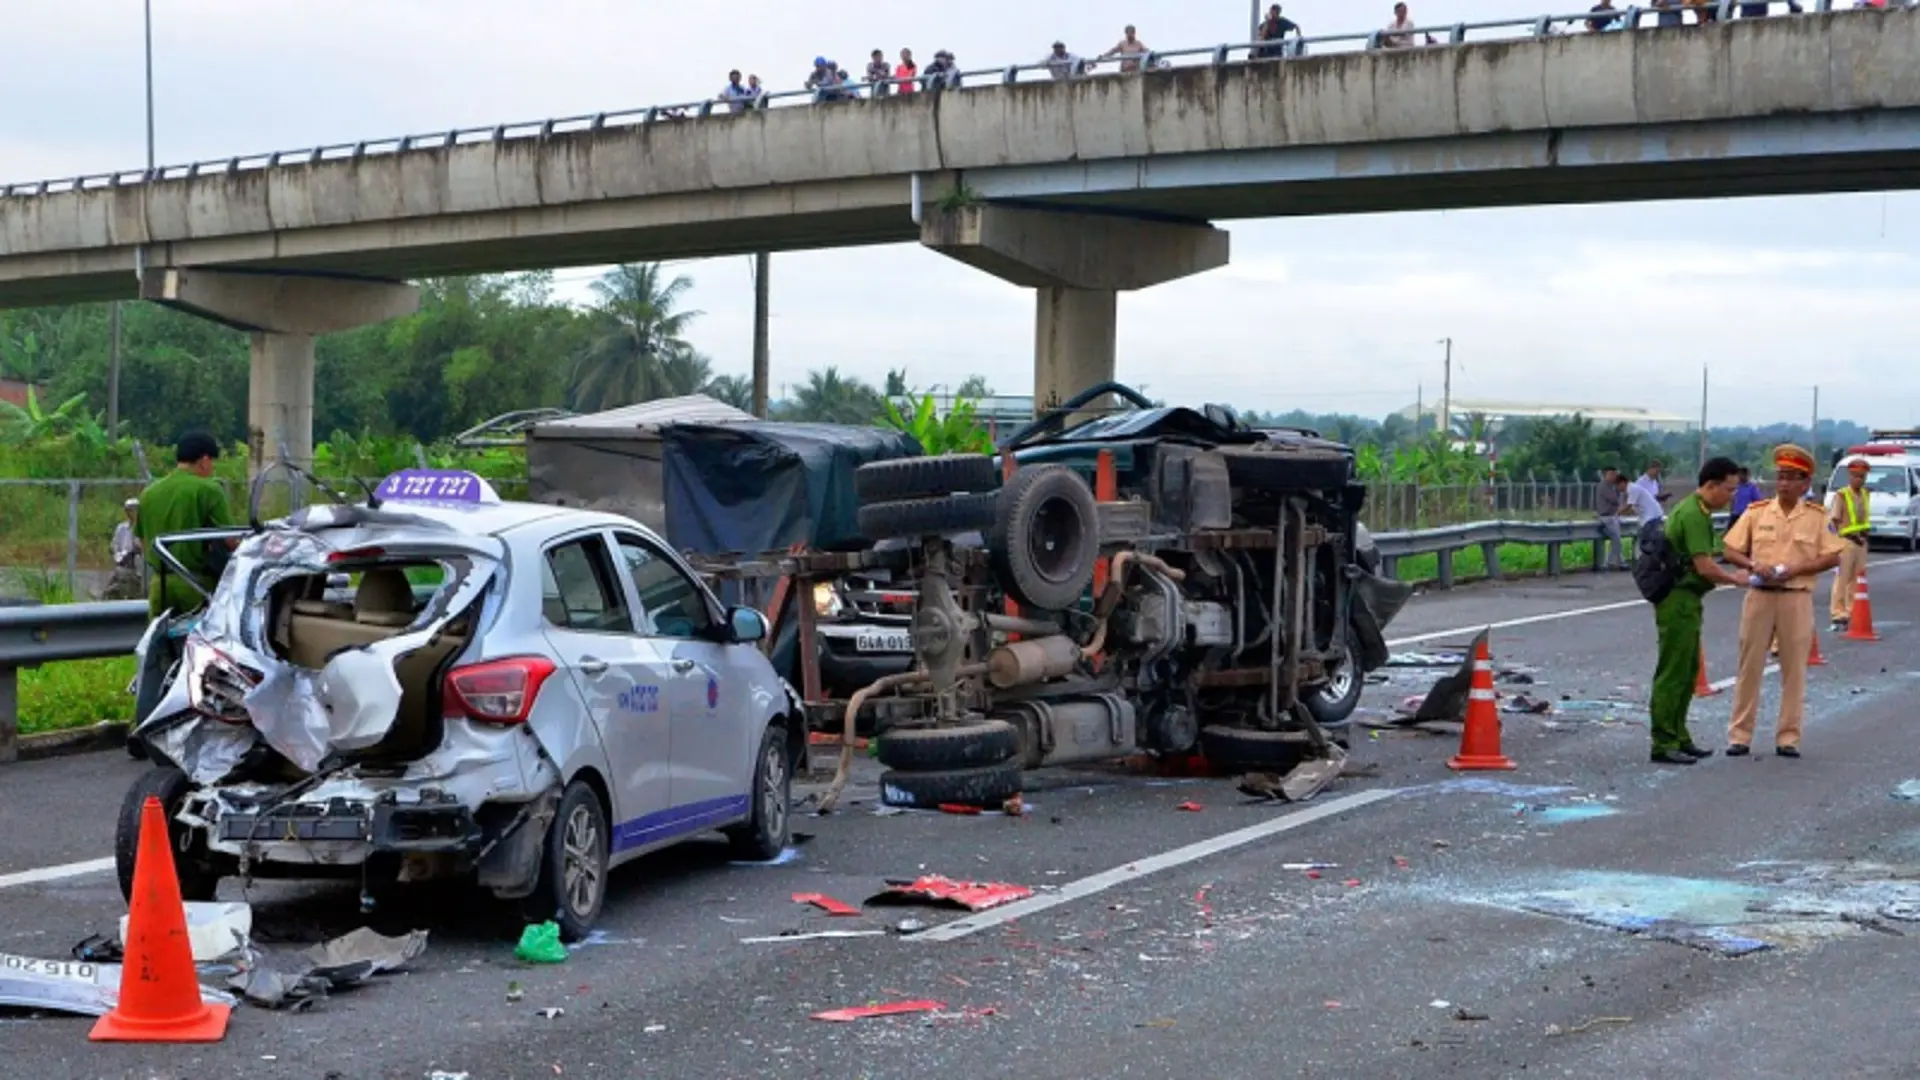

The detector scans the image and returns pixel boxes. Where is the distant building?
[1395,398,1696,434]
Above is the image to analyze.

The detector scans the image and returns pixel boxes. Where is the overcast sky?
[5,1,1916,427]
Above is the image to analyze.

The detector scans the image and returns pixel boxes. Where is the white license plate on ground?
[0,953,99,984]
[855,631,912,653]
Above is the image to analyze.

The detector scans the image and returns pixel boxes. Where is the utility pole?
[1438,337,1453,438]
[108,302,122,439]
[144,0,155,177]
[1249,0,1261,42]
[1810,385,1820,473]
[1698,365,1709,470]
[750,252,770,418]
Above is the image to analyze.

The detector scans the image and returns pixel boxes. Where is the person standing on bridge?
[1647,456,1747,766]
[1828,456,1872,631]
[136,433,237,620]
[1381,3,1436,48]
[1102,26,1151,74]
[1044,41,1084,79]
[895,48,920,94]
[718,70,755,113]
[1257,5,1303,58]
[1720,445,1844,759]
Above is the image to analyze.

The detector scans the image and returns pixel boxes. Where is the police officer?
[1828,456,1872,631]
[1648,457,1749,766]
[1720,445,1846,759]
[136,433,236,618]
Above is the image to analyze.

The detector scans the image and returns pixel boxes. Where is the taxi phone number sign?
[376,469,490,504]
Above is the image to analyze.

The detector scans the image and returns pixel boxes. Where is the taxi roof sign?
[374,469,500,505]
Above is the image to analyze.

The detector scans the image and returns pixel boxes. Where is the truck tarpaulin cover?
[660,422,918,555]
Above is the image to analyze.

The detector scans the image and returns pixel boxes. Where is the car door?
[536,531,677,857]
[611,531,754,826]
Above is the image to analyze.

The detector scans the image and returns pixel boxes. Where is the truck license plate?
[855,631,912,653]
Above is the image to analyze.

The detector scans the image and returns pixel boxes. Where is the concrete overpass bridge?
[2,6,1918,466]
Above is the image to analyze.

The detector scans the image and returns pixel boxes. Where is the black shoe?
[1831,619,1849,633]
[1650,750,1698,765]
[1776,745,1801,759]
[1680,745,1715,759]
[1725,744,1752,757]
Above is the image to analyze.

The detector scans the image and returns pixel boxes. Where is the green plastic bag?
[514,920,568,964]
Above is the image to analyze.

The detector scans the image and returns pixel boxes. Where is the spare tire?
[856,454,1000,505]
[880,761,1024,809]
[988,466,1099,612]
[876,720,1022,771]
[858,492,1000,542]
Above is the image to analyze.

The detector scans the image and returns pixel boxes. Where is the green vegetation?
[1391,538,1637,585]
[19,656,136,736]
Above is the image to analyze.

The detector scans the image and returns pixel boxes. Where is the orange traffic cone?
[90,797,230,1043]
[1694,645,1721,698]
[1845,569,1879,642]
[1448,633,1515,771]
[1808,629,1827,667]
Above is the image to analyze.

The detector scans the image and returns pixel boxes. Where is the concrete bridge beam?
[920,205,1228,413]
[139,268,419,476]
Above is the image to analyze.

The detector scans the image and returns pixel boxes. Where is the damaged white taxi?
[124,469,801,941]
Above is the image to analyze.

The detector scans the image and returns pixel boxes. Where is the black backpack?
[1631,517,1683,604]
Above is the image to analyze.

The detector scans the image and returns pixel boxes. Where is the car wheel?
[525,780,609,943]
[875,720,1022,772]
[726,725,793,862]
[115,767,220,904]
[880,760,1024,809]
[856,454,1000,505]
[857,492,1000,542]
[988,466,1099,612]
[1198,725,1308,774]
[1305,649,1364,726]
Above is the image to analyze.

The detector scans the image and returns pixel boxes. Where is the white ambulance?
[1825,430,1920,551]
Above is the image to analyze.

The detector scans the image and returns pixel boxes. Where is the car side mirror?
[728,606,769,643]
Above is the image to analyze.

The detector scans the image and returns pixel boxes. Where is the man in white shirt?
[1623,473,1666,523]
[1043,41,1083,79]
[104,498,145,600]
[1382,2,1436,48]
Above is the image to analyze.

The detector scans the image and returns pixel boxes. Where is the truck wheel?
[858,492,999,541]
[524,780,609,943]
[880,761,1024,809]
[1199,726,1307,774]
[1306,651,1364,726]
[857,454,1000,504]
[989,466,1099,612]
[876,720,1022,771]
[115,767,221,904]
[725,724,793,862]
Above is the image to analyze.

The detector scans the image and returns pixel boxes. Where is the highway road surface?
[4,554,1919,1079]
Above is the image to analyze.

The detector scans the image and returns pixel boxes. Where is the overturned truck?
[827,384,1413,808]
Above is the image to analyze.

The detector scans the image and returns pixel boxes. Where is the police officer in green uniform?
[135,433,237,619]
[1648,456,1749,766]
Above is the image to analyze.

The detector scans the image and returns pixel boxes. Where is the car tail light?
[183,639,260,725]
[444,656,557,725]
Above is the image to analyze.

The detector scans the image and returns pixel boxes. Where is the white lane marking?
[1388,552,1920,648]
[913,788,1398,942]
[0,857,114,891]
[1708,662,1780,694]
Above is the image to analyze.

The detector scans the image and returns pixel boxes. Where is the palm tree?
[705,374,753,411]
[566,264,708,412]
[783,367,885,425]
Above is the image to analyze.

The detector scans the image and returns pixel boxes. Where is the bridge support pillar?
[141,268,419,477]
[921,204,1228,414]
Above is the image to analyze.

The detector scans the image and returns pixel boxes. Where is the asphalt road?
[5,554,1920,1079]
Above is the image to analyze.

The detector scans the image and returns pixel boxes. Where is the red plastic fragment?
[1175,801,1204,812]
[937,803,983,815]
[869,875,1034,912]
[811,1000,945,1022]
[792,892,861,917]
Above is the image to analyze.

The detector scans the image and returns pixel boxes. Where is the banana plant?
[880,393,995,455]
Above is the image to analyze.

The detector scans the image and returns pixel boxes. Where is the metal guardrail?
[1373,512,1733,586]
[1,1,1904,197]
[0,599,149,761]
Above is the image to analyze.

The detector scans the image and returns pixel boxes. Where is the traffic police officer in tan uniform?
[1720,444,1846,758]
[1829,456,1872,630]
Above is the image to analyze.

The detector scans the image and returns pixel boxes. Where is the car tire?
[879,760,1024,810]
[1198,725,1308,774]
[115,766,220,904]
[856,454,1000,505]
[1305,649,1364,726]
[858,492,1000,542]
[988,466,1100,612]
[725,724,794,862]
[525,780,610,944]
[876,720,1022,772]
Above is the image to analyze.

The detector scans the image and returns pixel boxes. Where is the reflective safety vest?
[1838,486,1872,537]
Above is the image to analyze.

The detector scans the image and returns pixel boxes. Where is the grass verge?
[19,656,136,736]
[1393,538,1639,585]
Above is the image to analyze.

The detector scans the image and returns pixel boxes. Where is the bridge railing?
[2,1,1907,197]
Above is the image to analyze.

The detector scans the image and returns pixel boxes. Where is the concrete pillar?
[140,268,419,476]
[922,205,1229,412]
[1035,287,1117,416]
